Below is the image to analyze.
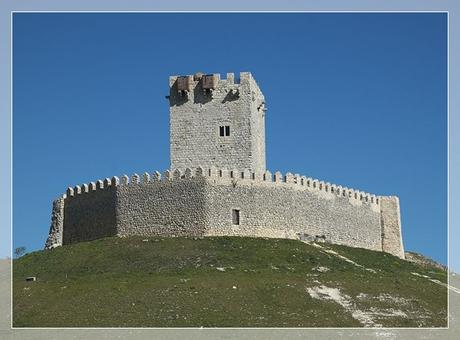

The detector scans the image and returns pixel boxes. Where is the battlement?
[63,167,381,206]
[169,72,253,91]
[168,71,264,107]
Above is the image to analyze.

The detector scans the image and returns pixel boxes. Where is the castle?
[45,72,405,259]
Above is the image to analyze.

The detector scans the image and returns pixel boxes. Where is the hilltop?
[13,236,447,327]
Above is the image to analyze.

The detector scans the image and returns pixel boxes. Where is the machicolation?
[45,72,405,259]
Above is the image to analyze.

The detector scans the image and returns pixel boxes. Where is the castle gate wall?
[203,176,382,251]
[46,168,404,258]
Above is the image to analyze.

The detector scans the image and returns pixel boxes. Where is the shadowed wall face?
[62,187,117,244]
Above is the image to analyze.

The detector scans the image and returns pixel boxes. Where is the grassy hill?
[13,236,447,328]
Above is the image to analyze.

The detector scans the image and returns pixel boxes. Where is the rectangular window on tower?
[219,125,231,137]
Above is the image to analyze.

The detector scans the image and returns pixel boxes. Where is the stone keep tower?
[45,70,404,259]
[168,72,266,173]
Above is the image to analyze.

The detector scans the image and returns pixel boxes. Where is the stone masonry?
[45,72,405,259]
[169,72,266,174]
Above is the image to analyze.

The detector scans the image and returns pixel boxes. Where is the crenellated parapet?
[63,168,205,200]
[61,167,380,207]
[199,167,380,206]
[169,72,254,97]
[63,167,380,207]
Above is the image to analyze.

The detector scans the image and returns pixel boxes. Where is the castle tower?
[168,72,266,173]
[46,71,404,259]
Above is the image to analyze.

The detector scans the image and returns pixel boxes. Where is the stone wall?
[45,167,404,258]
[202,169,382,251]
[44,198,64,250]
[380,196,405,258]
[247,75,266,175]
[61,180,117,245]
[204,178,382,251]
[116,172,207,238]
[169,72,266,174]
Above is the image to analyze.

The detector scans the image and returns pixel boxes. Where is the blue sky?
[13,13,447,264]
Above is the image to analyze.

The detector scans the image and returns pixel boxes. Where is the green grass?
[13,236,447,327]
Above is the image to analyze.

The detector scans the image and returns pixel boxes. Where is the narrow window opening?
[219,125,231,137]
[232,209,240,225]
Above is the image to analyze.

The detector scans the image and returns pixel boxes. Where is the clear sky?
[12,13,447,264]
